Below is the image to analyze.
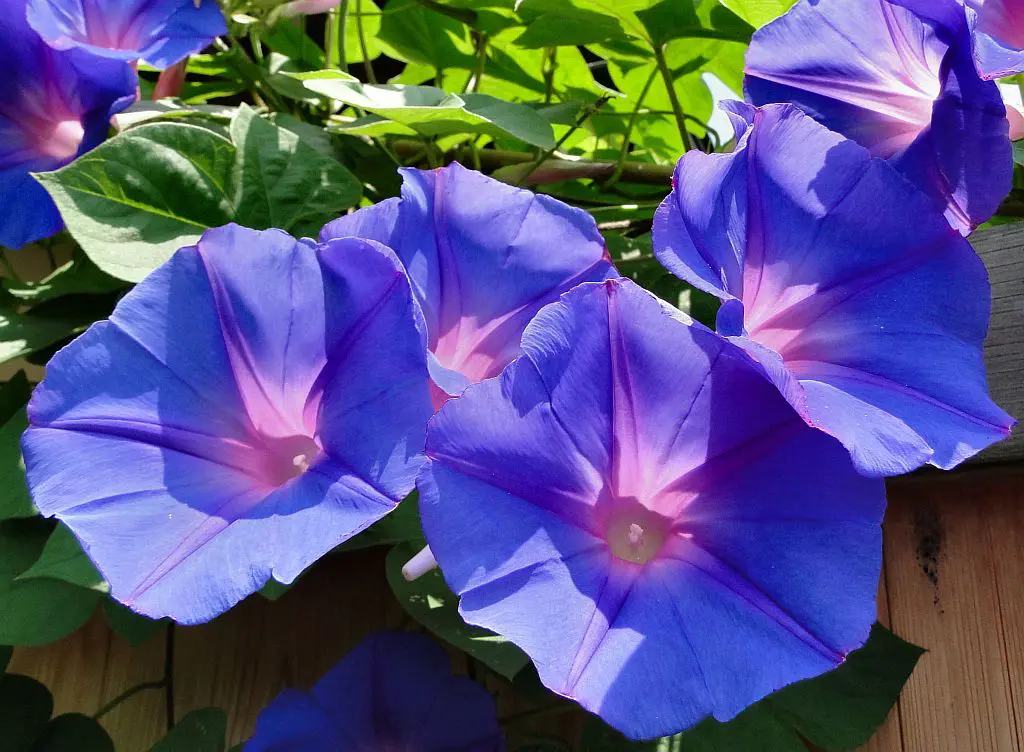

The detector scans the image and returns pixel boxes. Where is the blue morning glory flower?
[246,631,503,751]
[0,0,136,249]
[419,277,885,740]
[745,0,1012,234]
[653,102,1013,477]
[320,163,619,407]
[23,225,433,624]
[27,0,227,69]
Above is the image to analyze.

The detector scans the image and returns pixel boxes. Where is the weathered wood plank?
[858,575,906,752]
[971,225,1024,465]
[884,470,1023,752]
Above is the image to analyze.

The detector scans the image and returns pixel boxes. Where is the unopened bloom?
[27,0,227,69]
[23,225,433,624]
[0,0,136,249]
[654,102,1013,477]
[246,631,503,751]
[419,278,885,740]
[745,0,1012,234]
[320,163,619,407]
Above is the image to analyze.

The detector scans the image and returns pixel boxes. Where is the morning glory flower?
[27,0,227,69]
[0,0,136,249]
[745,0,1012,234]
[653,102,1013,477]
[23,225,433,624]
[320,162,618,406]
[246,631,503,751]
[965,0,1024,79]
[419,278,885,740]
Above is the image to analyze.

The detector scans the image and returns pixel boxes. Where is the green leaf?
[1013,140,1024,166]
[514,9,628,48]
[0,673,52,752]
[103,599,166,646]
[377,0,475,69]
[257,578,293,601]
[635,0,752,45]
[151,708,227,752]
[0,519,101,646]
[0,645,10,673]
[34,714,114,752]
[38,112,362,282]
[717,0,795,28]
[4,255,126,304]
[767,623,924,748]
[345,0,384,63]
[0,373,34,521]
[263,19,326,68]
[0,302,94,366]
[385,542,530,680]
[17,523,107,593]
[34,123,236,283]
[230,105,361,238]
[312,79,555,147]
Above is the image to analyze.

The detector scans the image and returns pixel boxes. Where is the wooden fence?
[8,224,1024,751]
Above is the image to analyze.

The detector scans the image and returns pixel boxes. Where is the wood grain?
[884,470,1024,752]
[972,225,1024,465]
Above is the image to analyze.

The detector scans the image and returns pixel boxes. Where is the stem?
[435,66,444,90]
[607,67,658,186]
[355,0,376,83]
[515,96,610,186]
[466,31,488,93]
[93,681,166,721]
[326,7,341,68]
[164,624,176,732]
[542,46,557,104]
[653,44,697,153]
[338,1,349,72]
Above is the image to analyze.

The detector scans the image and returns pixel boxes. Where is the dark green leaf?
[4,255,126,304]
[0,673,52,752]
[17,523,107,592]
[263,19,326,68]
[230,105,361,238]
[767,623,925,749]
[0,373,34,521]
[385,542,529,680]
[257,578,293,601]
[636,0,753,44]
[34,123,236,282]
[0,645,10,673]
[676,708,805,751]
[150,708,227,752]
[0,302,94,366]
[0,518,101,646]
[514,10,628,48]
[1013,140,1024,166]
[103,599,166,646]
[377,0,475,69]
[34,713,114,752]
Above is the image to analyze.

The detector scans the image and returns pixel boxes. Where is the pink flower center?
[256,434,323,489]
[36,119,85,161]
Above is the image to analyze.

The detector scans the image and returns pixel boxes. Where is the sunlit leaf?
[718,0,796,28]
[0,373,34,521]
[17,523,107,593]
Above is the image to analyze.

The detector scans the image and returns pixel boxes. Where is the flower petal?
[27,0,227,69]
[421,278,884,739]
[654,102,1013,476]
[24,226,431,623]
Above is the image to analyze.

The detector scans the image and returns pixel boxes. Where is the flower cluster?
[12,0,1020,746]
[2,0,224,248]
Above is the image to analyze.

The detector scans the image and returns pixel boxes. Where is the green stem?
[356,1,376,83]
[466,31,487,93]
[515,95,610,186]
[653,44,697,153]
[93,681,166,721]
[338,1,349,72]
[326,8,340,68]
[607,67,658,186]
[164,624,176,732]
[435,66,444,90]
[542,46,557,104]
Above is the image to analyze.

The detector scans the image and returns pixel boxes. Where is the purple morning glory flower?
[320,163,619,407]
[246,631,503,751]
[0,0,136,249]
[22,224,433,624]
[745,0,1012,234]
[419,278,885,740]
[653,102,1013,477]
[965,0,1024,79]
[27,0,227,69]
